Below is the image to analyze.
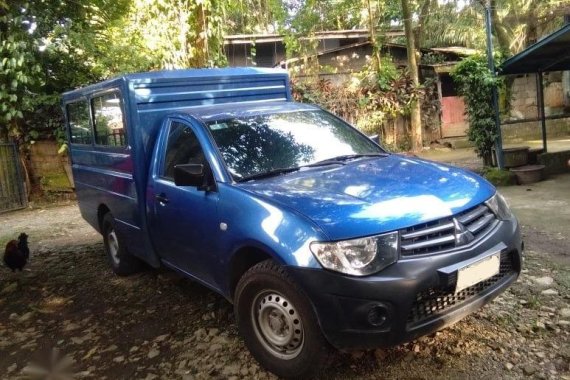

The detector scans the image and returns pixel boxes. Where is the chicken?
[3,233,30,272]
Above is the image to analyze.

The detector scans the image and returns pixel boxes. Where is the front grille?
[407,251,514,326]
[400,204,498,256]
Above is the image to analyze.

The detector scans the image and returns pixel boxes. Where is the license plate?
[455,253,500,293]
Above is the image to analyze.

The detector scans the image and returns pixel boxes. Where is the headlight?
[310,232,399,276]
[485,192,513,220]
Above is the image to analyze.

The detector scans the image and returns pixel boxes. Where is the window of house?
[67,100,92,145]
[162,122,206,180]
[92,91,126,147]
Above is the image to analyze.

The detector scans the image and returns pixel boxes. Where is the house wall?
[303,44,409,73]
[318,44,372,72]
[502,71,570,144]
[225,42,286,67]
[29,141,73,192]
[507,72,568,120]
[501,117,570,142]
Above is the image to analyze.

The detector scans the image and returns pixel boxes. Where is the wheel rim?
[251,291,304,360]
[107,229,120,265]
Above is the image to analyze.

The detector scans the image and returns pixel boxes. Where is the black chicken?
[3,233,30,272]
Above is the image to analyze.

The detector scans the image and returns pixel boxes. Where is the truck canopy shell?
[62,68,291,266]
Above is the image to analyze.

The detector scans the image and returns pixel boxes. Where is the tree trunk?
[413,0,431,50]
[524,0,539,47]
[400,0,422,152]
[490,0,511,54]
[193,3,209,67]
[366,0,382,74]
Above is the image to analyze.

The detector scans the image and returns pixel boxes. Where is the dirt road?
[1,176,569,379]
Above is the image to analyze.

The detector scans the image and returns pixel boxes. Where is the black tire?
[101,213,143,276]
[234,260,333,379]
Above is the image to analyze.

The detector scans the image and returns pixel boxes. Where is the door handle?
[155,193,169,205]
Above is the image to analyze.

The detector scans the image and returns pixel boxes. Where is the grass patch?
[0,236,11,249]
[553,264,570,290]
[525,295,542,310]
[40,173,72,191]
[481,167,517,186]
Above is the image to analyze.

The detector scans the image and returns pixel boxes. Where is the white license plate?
[455,253,500,293]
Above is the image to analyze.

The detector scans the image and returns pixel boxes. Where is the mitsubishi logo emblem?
[453,218,475,246]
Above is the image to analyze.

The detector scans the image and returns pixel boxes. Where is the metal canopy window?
[500,23,570,152]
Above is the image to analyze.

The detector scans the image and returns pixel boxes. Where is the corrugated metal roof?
[500,23,570,75]
[223,29,405,45]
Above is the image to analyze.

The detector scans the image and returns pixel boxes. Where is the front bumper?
[287,218,523,349]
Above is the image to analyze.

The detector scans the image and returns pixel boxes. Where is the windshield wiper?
[237,153,389,182]
[237,167,301,182]
[308,153,388,167]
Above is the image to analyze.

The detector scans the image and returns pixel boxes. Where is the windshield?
[206,110,384,181]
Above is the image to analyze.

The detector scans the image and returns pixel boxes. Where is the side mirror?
[174,164,211,190]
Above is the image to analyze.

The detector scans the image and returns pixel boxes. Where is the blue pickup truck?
[63,68,522,378]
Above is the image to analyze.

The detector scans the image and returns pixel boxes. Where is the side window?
[163,122,206,179]
[67,101,92,145]
[92,91,126,147]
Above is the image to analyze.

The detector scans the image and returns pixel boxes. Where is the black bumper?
[286,219,523,349]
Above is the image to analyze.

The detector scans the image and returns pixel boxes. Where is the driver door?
[149,119,220,286]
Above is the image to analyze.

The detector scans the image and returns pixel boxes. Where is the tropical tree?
[416,0,570,54]
[0,1,41,141]
[224,0,287,34]
[130,0,227,69]
[400,0,422,151]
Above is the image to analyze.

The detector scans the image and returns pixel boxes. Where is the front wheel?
[235,260,332,379]
[102,213,143,276]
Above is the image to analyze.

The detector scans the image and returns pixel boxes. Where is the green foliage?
[451,54,503,164]
[481,167,517,186]
[287,0,364,33]
[1,0,231,148]
[291,59,424,151]
[225,0,287,34]
[1,0,565,151]
[0,2,42,141]
[0,0,139,145]
[421,52,446,65]
[357,60,419,129]
[371,58,400,91]
[132,0,227,69]
[418,0,567,53]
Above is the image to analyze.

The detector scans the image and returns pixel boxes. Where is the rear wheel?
[102,213,143,276]
[235,260,332,379]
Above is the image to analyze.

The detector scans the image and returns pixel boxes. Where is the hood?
[238,155,495,240]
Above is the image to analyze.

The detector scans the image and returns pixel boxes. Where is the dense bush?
[451,54,503,165]
[291,61,436,151]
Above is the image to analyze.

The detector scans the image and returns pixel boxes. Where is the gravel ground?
[0,193,569,379]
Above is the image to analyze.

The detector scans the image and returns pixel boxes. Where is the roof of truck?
[185,101,320,122]
[62,67,289,99]
[125,67,285,81]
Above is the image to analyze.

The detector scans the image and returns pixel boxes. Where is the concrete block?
[544,84,564,108]
[538,150,570,175]
[524,106,538,119]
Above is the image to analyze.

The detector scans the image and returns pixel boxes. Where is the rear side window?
[92,92,126,147]
[162,122,205,179]
[67,101,92,145]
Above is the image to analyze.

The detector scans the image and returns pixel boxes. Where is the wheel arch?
[97,204,111,233]
[227,245,283,300]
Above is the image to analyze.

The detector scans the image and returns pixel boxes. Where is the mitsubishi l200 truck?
[63,68,523,378]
